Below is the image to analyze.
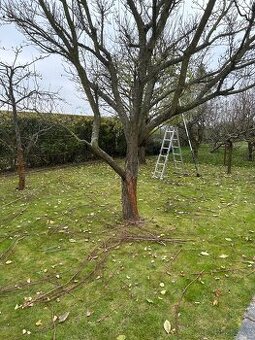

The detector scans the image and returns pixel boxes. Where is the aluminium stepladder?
[153,126,183,179]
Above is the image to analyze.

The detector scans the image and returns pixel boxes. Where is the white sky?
[0,24,91,115]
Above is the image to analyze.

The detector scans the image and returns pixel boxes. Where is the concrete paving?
[236,297,255,340]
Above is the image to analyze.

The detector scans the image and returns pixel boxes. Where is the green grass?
[182,142,253,168]
[0,152,255,339]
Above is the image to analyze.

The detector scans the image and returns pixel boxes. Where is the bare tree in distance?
[2,0,255,220]
[206,89,255,173]
[0,46,57,189]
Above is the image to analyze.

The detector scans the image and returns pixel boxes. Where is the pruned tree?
[0,47,56,189]
[3,0,255,220]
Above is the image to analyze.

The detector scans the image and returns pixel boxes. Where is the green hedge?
[0,112,159,171]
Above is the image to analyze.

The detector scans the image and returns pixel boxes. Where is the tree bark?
[192,141,199,159]
[13,116,26,190]
[247,141,254,161]
[10,81,26,190]
[138,144,146,164]
[121,133,140,222]
[121,174,139,221]
[16,145,25,190]
[226,140,233,174]
[223,144,227,165]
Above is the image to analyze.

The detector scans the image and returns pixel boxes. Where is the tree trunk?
[121,174,139,221]
[138,144,146,164]
[121,134,140,222]
[192,142,199,159]
[223,144,227,165]
[17,146,26,190]
[11,96,26,190]
[247,141,253,161]
[226,140,233,174]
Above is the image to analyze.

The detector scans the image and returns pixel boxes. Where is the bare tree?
[3,0,255,220]
[0,47,56,189]
[207,90,255,173]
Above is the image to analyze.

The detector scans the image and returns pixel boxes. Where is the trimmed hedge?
[0,112,159,171]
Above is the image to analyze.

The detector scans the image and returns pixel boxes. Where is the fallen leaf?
[146,299,154,304]
[86,310,92,317]
[58,311,70,323]
[52,315,58,323]
[116,335,126,340]
[164,320,171,334]
[159,282,165,287]
[160,290,167,295]
[5,260,12,264]
[35,320,42,326]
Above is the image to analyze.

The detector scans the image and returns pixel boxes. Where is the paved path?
[236,297,255,340]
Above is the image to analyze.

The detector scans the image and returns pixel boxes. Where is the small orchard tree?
[3,0,255,220]
[0,47,56,189]
[207,91,255,173]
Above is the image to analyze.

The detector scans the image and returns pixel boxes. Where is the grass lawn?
[0,149,255,339]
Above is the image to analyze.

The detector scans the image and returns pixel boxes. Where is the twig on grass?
[21,236,121,307]
[164,249,183,276]
[1,206,29,224]
[0,236,25,262]
[2,196,25,208]
[51,309,57,340]
[190,267,248,276]
[174,271,204,335]
[119,227,190,246]
[1,227,191,308]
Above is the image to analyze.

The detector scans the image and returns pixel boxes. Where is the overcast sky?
[0,24,91,115]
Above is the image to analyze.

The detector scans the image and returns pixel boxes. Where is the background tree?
[3,0,255,220]
[0,47,56,189]
[205,89,255,173]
